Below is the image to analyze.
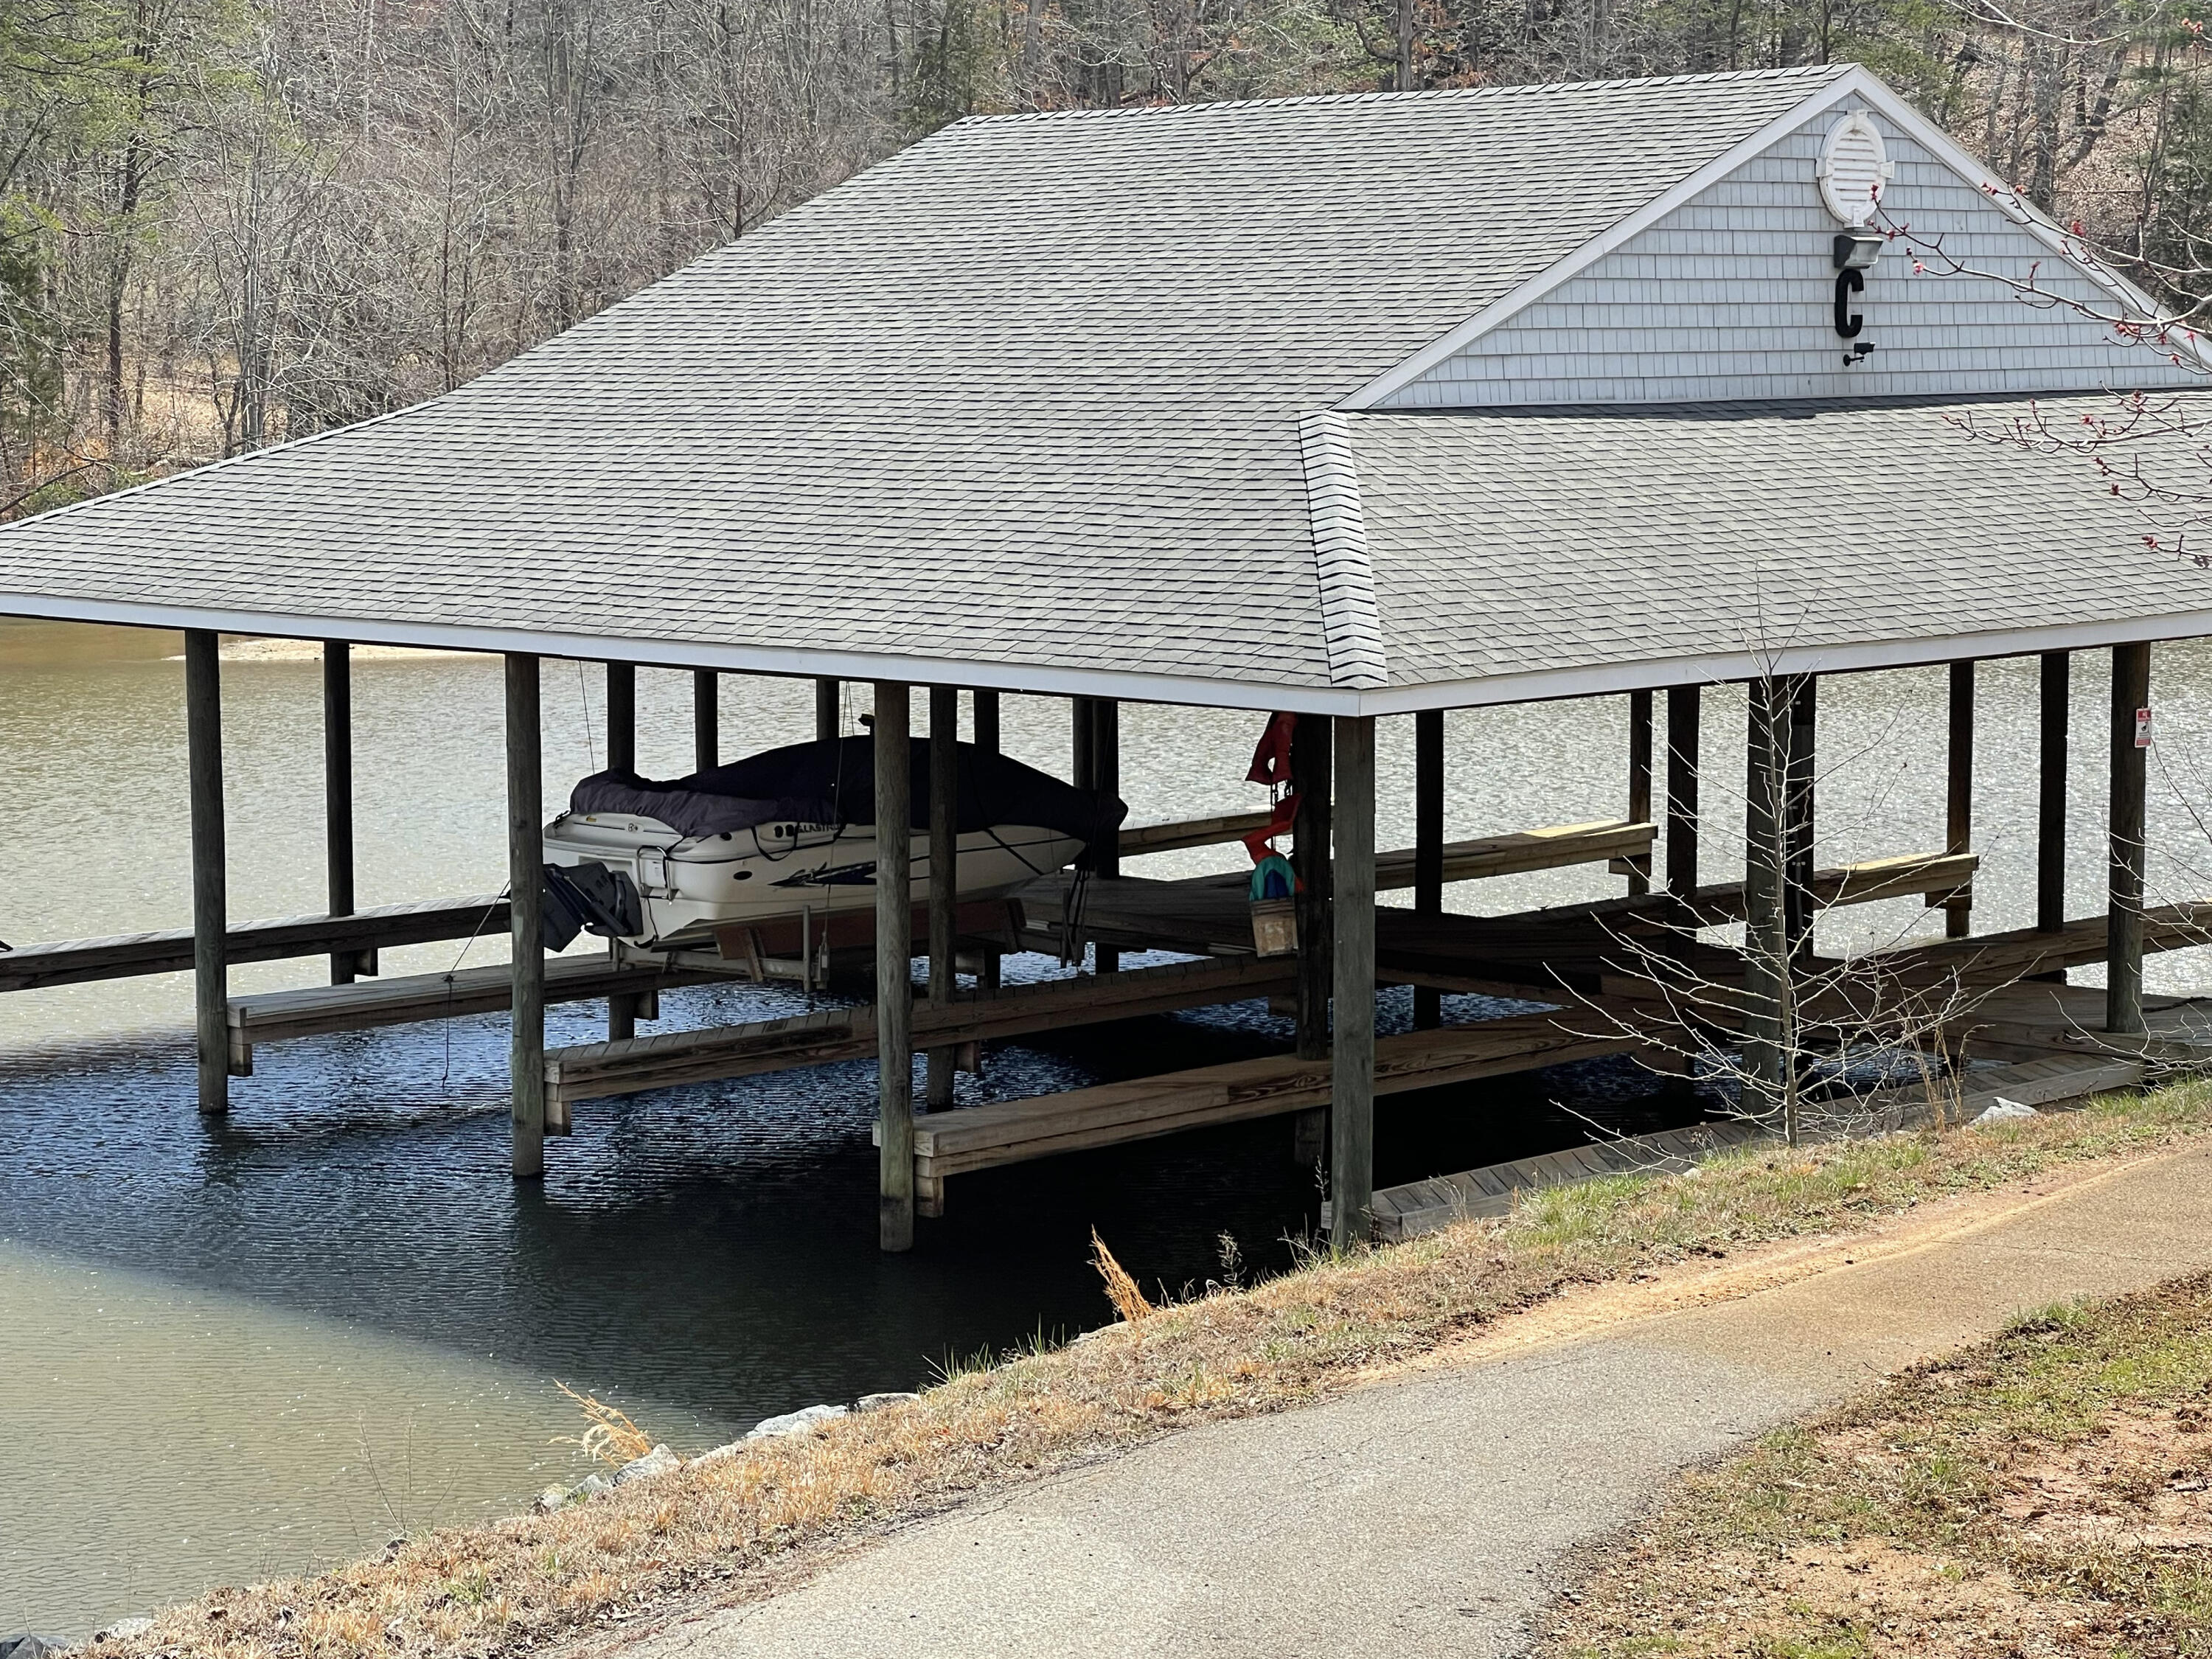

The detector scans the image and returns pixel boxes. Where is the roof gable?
[1352,68,2196,409]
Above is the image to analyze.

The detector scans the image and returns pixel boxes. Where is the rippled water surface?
[7,619,2212,1635]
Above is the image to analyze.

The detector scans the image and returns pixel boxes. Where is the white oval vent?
[1818,112,1888,225]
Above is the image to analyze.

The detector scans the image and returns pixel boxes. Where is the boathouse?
[1,63,2205,1248]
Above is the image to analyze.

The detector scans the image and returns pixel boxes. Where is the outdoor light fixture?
[1832,229,1884,271]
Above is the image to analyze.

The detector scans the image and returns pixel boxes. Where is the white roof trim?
[10,592,2208,720]
[1298,411,1388,689]
[1340,65,2203,411]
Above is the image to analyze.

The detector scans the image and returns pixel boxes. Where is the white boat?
[540,735,1117,949]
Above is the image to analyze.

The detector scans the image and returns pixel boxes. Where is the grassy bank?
[1543,1268,2212,1658]
[111,1081,2212,1659]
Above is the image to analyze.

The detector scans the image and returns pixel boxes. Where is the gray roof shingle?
[0,67,1857,700]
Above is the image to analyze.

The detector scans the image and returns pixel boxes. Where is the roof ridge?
[947,63,1853,127]
[1298,411,1388,692]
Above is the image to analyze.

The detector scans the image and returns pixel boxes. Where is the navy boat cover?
[568,735,1125,849]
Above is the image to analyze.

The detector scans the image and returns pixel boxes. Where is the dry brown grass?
[1091,1228,1155,1323]
[552,1385,657,1470]
[103,1080,2212,1659]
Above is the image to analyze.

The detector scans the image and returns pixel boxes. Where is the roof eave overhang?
[8,591,2207,717]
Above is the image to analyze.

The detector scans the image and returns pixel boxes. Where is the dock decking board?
[0,894,512,992]
[884,1006,1657,1214]
[540,953,1301,1123]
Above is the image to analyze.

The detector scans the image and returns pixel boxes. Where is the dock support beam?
[1626,689,1653,897]
[694,669,719,771]
[1742,678,1787,1119]
[507,653,546,1179]
[1665,686,1700,894]
[605,662,638,1040]
[876,681,915,1251]
[1330,714,1376,1246]
[815,678,840,742]
[927,685,959,1110]
[1292,713,1332,1168]
[2108,643,2150,1037]
[1784,675,1815,959]
[323,641,355,986]
[1093,699,1120,975]
[974,689,1001,990]
[2038,652,2070,978]
[187,629,229,1114]
[1412,709,1443,1030]
[1946,661,1975,939]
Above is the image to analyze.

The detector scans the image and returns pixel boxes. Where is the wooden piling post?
[694,669,719,771]
[1946,661,1975,939]
[1742,678,1786,1116]
[1664,685,1700,894]
[187,629,229,1114]
[1412,708,1443,1030]
[927,685,959,1110]
[2108,642,2150,1036]
[1291,712,1333,1167]
[875,681,915,1251]
[974,689,1001,989]
[2039,651,2070,961]
[1329,714,1376,1247]
[815,678,840,742]
[1784,675,1816,959]
[507,653,546,1179]
[605,661,638,1041]
[1093,698,1120,975]
[323,641,355,987]
[1626,689,1653,897]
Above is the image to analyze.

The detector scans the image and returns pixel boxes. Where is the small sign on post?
[2137,707,2154,748]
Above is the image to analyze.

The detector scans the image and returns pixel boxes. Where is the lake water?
[5,618,2211,1635]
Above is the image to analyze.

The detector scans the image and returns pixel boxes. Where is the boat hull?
[543,810,1080,947]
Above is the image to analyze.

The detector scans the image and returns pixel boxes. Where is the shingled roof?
[0,63,2200,711]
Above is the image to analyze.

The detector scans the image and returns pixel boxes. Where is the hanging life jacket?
[1248,852,1297,902]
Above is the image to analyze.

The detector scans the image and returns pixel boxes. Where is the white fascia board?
[1354,609,2212,714]
[0,592,1365,716]
[1338,72,1868,411]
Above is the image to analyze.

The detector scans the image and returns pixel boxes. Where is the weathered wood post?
[875,682,915,1251]
[507,653,546,1179]
[1330,714,1376,1247]
[815,678,840,742]
[1412,708,1443,1030]
[973,689,1001,990]
[605,662,638,1041]
[2038,652,2070,978]
[1071,695,1095,971]
[694,669,719,771]
[2108,642,2150,1036]
[926,685,959,1110]
[1784,675,1816,959]
[1742,678,1787,1119]
[1093,698,1120,975]
[1665,685,1701,894]
[1625,689,1653,897]
[323,641,356,986]
[186,629,229,1114]
[1946,661,1975,939]
[1292,712,1333,1167]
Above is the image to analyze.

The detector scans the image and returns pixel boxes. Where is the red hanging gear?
[1245,712,1297,786]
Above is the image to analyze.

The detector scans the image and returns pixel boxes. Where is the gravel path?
[594,1146,2212,1659]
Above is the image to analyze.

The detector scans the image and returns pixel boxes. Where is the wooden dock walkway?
[540,953,1299,1128]
[225,953,704,1074]
[0,893,509,992]
[886,1006,1652,1215]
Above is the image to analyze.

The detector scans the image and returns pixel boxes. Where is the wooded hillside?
[2,0,2205,515]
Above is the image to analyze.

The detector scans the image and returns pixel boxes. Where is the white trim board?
[8,591,2211,719]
